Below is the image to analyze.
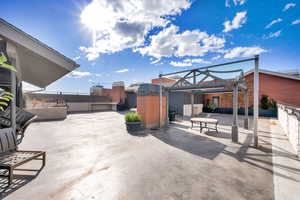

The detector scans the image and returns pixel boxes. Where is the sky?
[1,0,300,93]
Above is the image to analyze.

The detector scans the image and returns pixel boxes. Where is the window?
[212,96,220,106]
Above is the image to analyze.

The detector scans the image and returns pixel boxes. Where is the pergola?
[158,56,260,147]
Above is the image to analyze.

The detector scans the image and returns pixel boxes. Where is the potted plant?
[125,112,142,132]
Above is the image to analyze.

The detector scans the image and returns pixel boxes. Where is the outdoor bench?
[0,128,45,187]
[191,117,219,133]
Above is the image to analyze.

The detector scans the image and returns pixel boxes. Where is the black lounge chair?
[0,107,37,144]
[0,128,45,187]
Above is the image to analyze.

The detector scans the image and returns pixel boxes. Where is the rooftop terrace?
[1,112,299,199]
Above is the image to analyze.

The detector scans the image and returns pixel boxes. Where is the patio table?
[191,117,219,133]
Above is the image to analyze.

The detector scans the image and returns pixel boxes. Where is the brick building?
[202,69,300,108]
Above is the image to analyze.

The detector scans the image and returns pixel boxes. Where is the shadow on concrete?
[204,131,232,139]
[155,120,300,183]
[127,130,149,137]
[223,133,300,183]
[0,167,44,199]
[151,125,226,160]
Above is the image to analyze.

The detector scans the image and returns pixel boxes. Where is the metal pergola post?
[191,71,196,117]
[232,82,238,143]
[244,89,249,129]
[253,55,260,147]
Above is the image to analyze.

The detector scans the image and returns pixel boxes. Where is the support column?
[159,75,162,128]
[191,71,196,117]
[191,92,194,117]
[244,89,249,129]
[166,90,169,125]
[253,55,259,147]
[232,83,238,143]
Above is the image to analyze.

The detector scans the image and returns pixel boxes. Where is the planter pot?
[126,121,141,132]
[169,112,176,121]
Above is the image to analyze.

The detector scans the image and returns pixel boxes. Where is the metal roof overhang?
[0,18,79,88]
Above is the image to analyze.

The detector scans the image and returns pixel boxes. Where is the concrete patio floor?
[0,112,298,199]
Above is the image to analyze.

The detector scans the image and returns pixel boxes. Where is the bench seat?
[191,117,219,133]
[0,128,45,186]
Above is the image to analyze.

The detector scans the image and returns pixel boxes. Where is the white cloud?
[73,56,81,61]
[211,55,221,60]
[116,68,129,73]
[265,18,283,29]
[223,11,247,32]
[170,58,210,67]
[137,25,225,59]
[224,46,266,59]
[225,0,246,7]
[95,73,102,77]
[79,0,191,60]
[283,3,296,11]
[170,61,192,67]
[150,59,161,64]
[79,46,99,61]
[183,58,210,64]
[264,30,282,39]
[292,19,300,25]
[67,71,91,78]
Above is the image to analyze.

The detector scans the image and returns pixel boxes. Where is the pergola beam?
[161,57,255,77]
[168,84,229,91]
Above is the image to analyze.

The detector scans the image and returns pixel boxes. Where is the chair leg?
[191,121,193,128]
[8,167,13,186]
[42,152,46,167]
[200,122,202,133]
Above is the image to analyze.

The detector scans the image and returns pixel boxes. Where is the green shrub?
[125,112,142,122]
[260,94,277,110]
[269,99,277,109]
[209,104,218,111]
[260,95,269,109]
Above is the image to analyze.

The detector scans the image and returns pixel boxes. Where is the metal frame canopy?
[158,56,260,147]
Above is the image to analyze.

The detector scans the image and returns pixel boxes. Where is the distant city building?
[90,84,103,96]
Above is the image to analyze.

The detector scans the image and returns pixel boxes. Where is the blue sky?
[2,0,300,93]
